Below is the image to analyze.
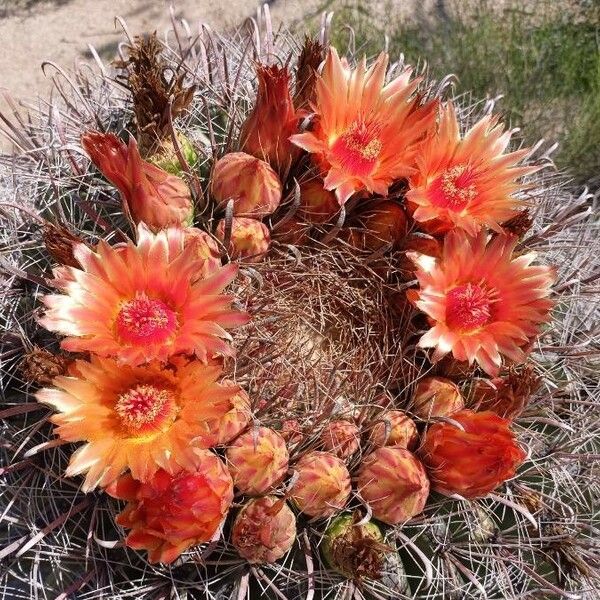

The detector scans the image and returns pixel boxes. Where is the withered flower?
[42,221,87,268]
[20,347,70,386]
[470,364,541,419]
[322,512,392,580]
[294,36,326,110]
[115,32,195,155]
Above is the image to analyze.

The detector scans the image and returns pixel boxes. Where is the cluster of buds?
[56,31,546,580]
[211,152,281,261]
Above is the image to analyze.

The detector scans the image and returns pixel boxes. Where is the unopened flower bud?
[298,179,340,223]
[357,201,408,251]
[358,447,430,525]
[412,376,464,419]
[212,152,282,218]
[82,131,194,231]
[215,217,270,262]
[367,410,418,450]
[226,427,289,495]
[320,419,360,458]
[291,451,351,518]
[240,64,301,172]
[232,496,296,563]
[183,227,222,279]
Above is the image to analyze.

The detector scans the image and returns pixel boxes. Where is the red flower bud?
[357,201,408,251]
[226,427,289,495]
[240,64,301,172]
[358,447,430,525]
[291,451,351,518]
[419,409,526,499]
[106,450,233,564]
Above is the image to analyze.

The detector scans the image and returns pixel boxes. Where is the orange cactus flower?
[406,103,538,235]
[36,356,244,490]
[81,131,194,231]
[39,224,249,365]
[419,409,526,499]
[408,230,555,376]
[290,47,437,205]
[240,64,302,172]
[107,450,233,563]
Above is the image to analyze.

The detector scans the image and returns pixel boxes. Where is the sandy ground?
[0,0,324,116]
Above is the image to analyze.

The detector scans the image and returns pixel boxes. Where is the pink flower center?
[115,384,178,434]
[446,283,495,331]
[115,295,177,345]
[330,121,382,178]
[429,164,477,211]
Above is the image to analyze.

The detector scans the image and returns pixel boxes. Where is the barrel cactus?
[0,5,598,600]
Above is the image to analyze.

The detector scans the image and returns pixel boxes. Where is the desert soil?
[0,0,324,122]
